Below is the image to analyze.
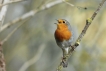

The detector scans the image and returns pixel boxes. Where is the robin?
[54,19,73,67]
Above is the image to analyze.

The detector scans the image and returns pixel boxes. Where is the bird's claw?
[70,45,74,51]
[61,57,68,68]
[62,61,68,68]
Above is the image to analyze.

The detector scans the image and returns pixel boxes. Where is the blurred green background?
[0,0,106,71]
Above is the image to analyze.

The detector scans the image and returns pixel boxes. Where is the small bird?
[54,19,73,67]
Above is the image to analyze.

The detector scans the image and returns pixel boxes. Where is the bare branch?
[0,0,63,33]
[19,44,46,71]
[0,17,28,70]
[76,0,106,45]
[0,0,24,8]
[0,42,6,71]
[1,18,30,45]
[0,0,10,31]
[62,0,75,7]
[57,0,106,71]
[0,18,30,71]
[0,0,10,71]
[63,0,87,10]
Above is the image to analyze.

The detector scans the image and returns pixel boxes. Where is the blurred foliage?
[0,0,106,71]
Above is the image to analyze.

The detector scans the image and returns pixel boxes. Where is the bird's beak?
[54,19,58,25]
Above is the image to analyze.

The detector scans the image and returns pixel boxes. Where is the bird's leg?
[62,48,69,57]
[61,48,69,67]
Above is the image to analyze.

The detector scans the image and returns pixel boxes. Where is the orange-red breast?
[54,19,73,67]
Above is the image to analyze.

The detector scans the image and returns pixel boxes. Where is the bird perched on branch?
[54,19,73,67]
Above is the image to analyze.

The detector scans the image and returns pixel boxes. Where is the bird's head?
[55,19,68,29]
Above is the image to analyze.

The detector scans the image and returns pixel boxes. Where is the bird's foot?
[61,57,68,68]
[70,45,74,51]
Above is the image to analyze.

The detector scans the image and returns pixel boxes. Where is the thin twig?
[0,42,6,71]
[57,0,106,71]
[0,0,10,31]
[0,0,25,8]
[0,0,10,71]
[1,18,30,44]
[62,0,75,7]
[0,0,63,33]
[0,17,29,70]
[0,0,26,31]
[19,44,46,71]
[63,0,87,10]
[76,0,106,45]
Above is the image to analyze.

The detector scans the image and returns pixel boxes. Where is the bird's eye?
[63,21,65,23]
